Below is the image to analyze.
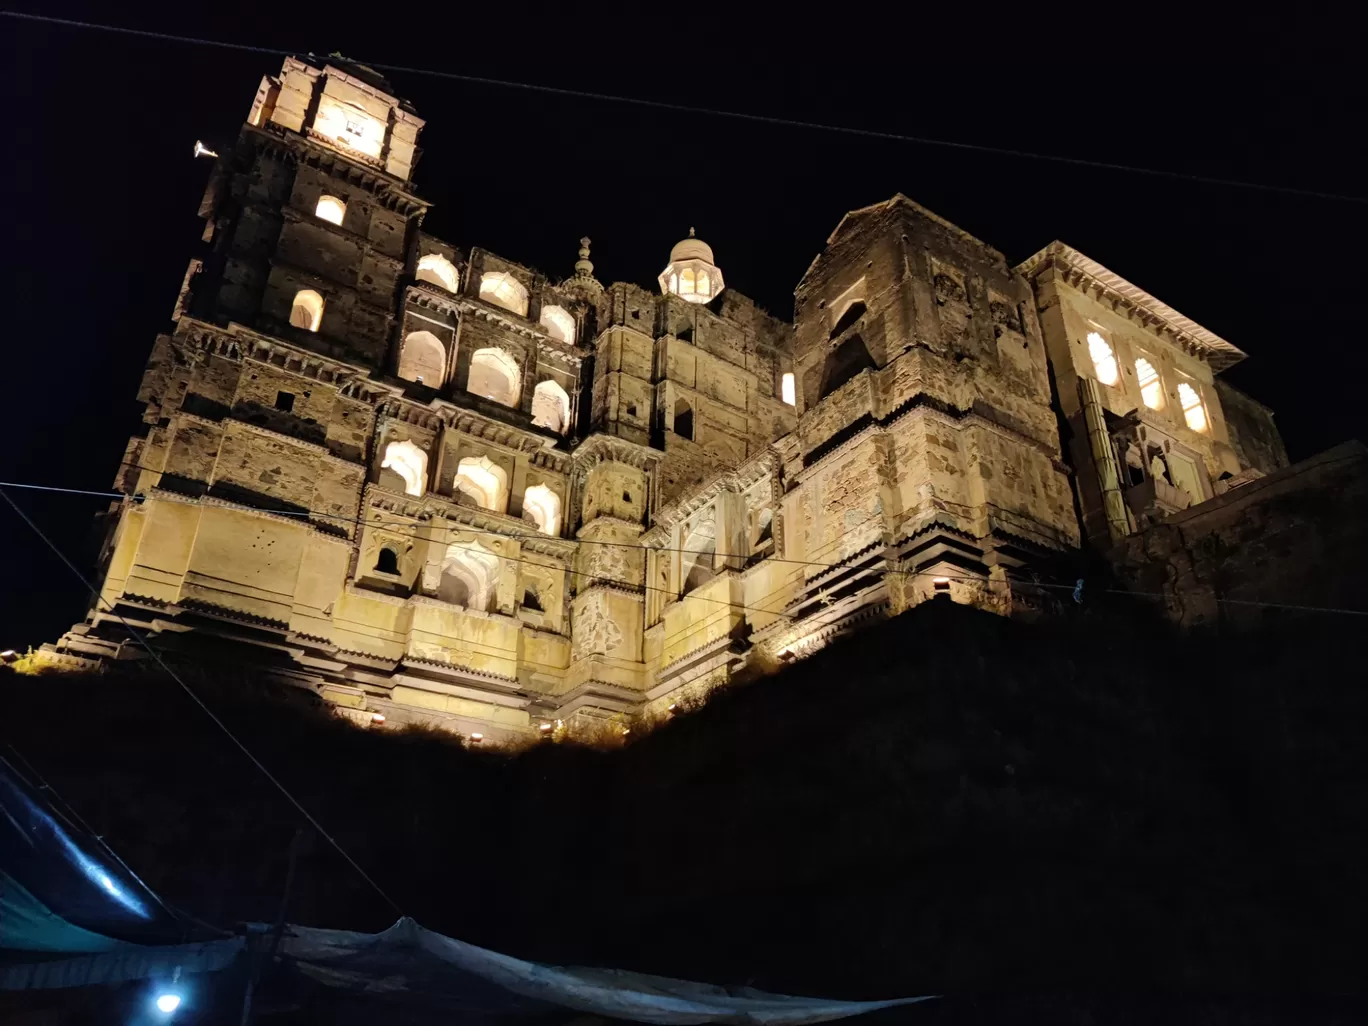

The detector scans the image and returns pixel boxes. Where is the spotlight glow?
[156,993,182,1014]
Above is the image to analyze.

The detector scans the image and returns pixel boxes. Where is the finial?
[688,226,696,237]
[574,236,594,278]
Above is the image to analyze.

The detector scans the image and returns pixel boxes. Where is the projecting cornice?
[177,319,400,405]
[243,124,429,217]
[1016,241,1246,371]
[650,449,779,535]
[569,434,662,473]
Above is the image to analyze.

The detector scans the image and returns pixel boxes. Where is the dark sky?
[2,6,1364,648]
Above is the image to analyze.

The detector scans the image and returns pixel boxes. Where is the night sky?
[2,7,1364,648]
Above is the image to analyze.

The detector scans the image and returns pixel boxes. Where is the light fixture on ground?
[156,993,182,1014]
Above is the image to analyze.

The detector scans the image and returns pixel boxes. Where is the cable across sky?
[2,10,1366,205]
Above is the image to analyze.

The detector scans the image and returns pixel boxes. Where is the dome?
[669,229,715,265]
[659,227,724,305]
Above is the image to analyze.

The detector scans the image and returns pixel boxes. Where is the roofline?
[795,194,1007,295]
[1016,241,1246,371]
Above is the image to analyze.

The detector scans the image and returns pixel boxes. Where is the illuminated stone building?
[52,58,1286,738]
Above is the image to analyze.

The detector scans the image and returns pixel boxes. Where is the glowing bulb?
[470,732,483,743]
[156,993,181,1014]
[371,713,385,724]
[539,723,552,732]
[932,577,951,585]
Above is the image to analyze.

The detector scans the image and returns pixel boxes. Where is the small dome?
[669,228,714,265]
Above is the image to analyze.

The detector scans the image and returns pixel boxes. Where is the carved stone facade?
[49,59,1287,738]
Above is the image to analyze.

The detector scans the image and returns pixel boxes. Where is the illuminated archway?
[290,289,324,332]
[416,253,459,292]
[531,379,571,434]
[468,348,520,407]
[315,195,346,226]
[455,455,509,512]
[539,305,575,345]
[439,543,499,612]
[522,484,562,536]
[380,439,427,497]
[479,271,529,317]
[398,331,446,387]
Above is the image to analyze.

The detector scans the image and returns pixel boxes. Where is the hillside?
[3,597,1366,1022]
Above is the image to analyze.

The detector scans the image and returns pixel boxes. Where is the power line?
[6,474,1367,619]
[0,485,406,918]
[3,10,1365,205]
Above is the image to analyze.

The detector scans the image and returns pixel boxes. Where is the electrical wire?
[2,10,1365,205]
[0,485,407,918]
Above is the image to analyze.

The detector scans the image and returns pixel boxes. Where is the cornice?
[569,434,662,473]
[652,449,779,532]
[1016,242,1245,371]
[243,123,429,217]
[362,484,578,558]
[176,317,400,405]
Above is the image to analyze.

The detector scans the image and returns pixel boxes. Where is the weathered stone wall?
[1215,378,1289,476]
[1111,442,1368,627]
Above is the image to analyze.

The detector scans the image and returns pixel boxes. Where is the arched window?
[755,508,774,546]
[467,348,520,407]
[439,544,499,612]
[416,253,459,292]
[531,379,571,434]
[1087,331,1119,386]
[1178,381,1208,432]
[398,331,446,387]
[681,518,716,595]
[1136,357,1162,409]
[781,372,796,406]
[673,399,694,440]
[539,305,576,345]
[374,547,400,575]
[479,271,529,317]
[522,484,562,537]
[315,195,346,226]
[679,268,697,297]
[290,289,324,332]
[454,455,510,512]
[380,439,427,497]
[819,334,875,399]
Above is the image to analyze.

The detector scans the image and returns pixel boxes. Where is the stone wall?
[1111,442,1368,626]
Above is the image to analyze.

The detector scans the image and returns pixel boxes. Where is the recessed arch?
[531,379,571,434]
[522,484,562,537]
[819,334,875,399]
[681,517,716,595]
[673,398,694,441]
[479,271,529,317]
[374,547,400,575]
[314,195,346,226]
[439,543,499,612]
[289,289,324,332]
[380,439,428,497]
[467,347,521,407]
[781,372,796,406]
[455,455,510,512]
[398,330,446,387]
[539,305,575,345]
[416,253,459,292]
